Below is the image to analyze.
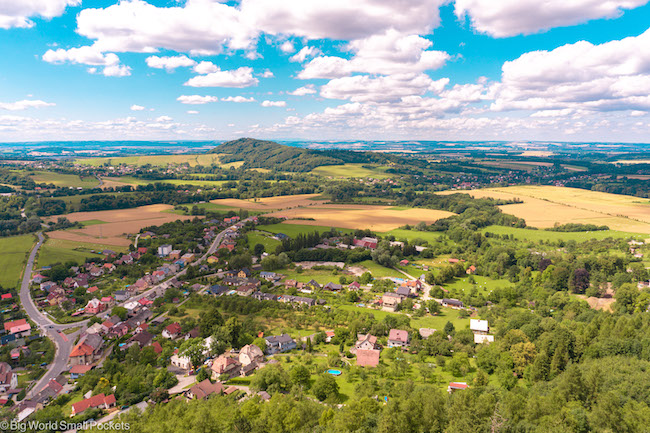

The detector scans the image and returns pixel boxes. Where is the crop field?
[0,234,36,289]
[267,204,455,231]
[47,204,195,246]
[37,237,128,268]
[29,171,99,188]
[480,225,646,242]
[75,153,224,167]
[211,193,329,211]
[310,163,392,179]
[440,186,650,234]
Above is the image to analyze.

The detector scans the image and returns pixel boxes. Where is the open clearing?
[0,234,35,289]
[29,171,99,188]
[47,204,195,246]
[575,295,615,312]
[37,237,128,268]
[310,163,392,179]
[268,204,455,231]
[75,153,223,167]
[211,193,329,211]
[440,186,650,234]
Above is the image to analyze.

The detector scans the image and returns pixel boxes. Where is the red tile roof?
[3,319,27,333]
[356,349,380,367]
[71,393,116,415]
[69,342,95,357]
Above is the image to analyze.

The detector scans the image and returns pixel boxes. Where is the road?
[19,232,87,398]
[393,267,433,300]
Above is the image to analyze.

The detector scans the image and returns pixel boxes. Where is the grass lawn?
[29,171,99,188]
[310,163,392,179]
[336,304,468,332]
[259,223,354,238]
[164,202,241,215]
[381,228,444,244]
[444,275,513,295]
[480,225,645,242]
[282,268,343,285]
[0,234,36,289]
[37,237,128,268]
[247,232,281,252]
[356,260,404,279]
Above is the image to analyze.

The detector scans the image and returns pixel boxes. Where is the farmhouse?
[470,319,489,335]
[188,379,223,400]
[442,298,464,309]
[264,334,296,355]
[448,382,468,393]
[387,329,410,348]
[239,344,264,366]
[356,349,381,367]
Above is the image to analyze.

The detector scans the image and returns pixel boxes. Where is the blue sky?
[0,0,649,142]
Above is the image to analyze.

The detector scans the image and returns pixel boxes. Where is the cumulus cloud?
[279,41,295,53]
[103,64,132,77]
[288,85,317,96]
[491,28,650,112]
[193,61,219,74]
[455,0,650,37]
[43,45,130,76]
[130,104,145,111]
[177,95,220,105]
[321,73,449,103]
[187,110,199,114]
[0,0,80,29]
[184,67,259,88]
[155,115,173,122]
[290,47,320,63]
[261,100,287,107]
[222,96,256,102]
[260,69,274,78]
[0,99,55,111]
[146,55,196,71]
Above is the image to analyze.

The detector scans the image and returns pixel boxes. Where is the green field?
[337,304,468,331]
[106,176,228,188]
[310,163,392,179]
[357,260,404,279]
[259,223,354,238]
[37,238,128,268]
[29,171,99,188]
[0,234,36,289]
[75,153,223,167]
[79,219,106,227]
[381,228,444,244]
[444,275,513,294]
[480,225,646,242]
[247,231,281,252]
[281,268,343,285]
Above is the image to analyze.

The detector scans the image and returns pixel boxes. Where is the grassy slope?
[310,163,391,179]
[259,223,354,237]
[0,234,36,289]
[37,238,128,268]
[30,171,99,188]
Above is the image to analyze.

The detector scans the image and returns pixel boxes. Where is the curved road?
[19,232,87,398]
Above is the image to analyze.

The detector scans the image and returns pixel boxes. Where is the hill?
[211,138,396,172]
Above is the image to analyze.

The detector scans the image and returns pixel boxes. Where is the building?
[85,298,106,315]
[69,334,104,366]
[170,353,192,370]
[356,349,380,367]
[442,298,464,309]
[448,382,468,393]
[3,319,31,337]
[264,334,296,355]
[474,334,495,344]
[239,344,264,366]
[470,319,489,335]
[162,322,182,339]
[351,334,380,354]
[0,362,17,393]
[211,355,241,380]
[382,293,403,312]
[188,379,223,400]
[70,393,116,416]
[69,365,93,380]
[387,329,410,348]
[158,244,173,257]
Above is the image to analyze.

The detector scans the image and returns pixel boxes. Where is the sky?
[0,0,649,143]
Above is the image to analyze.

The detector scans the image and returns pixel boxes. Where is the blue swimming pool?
[327,369,342,376]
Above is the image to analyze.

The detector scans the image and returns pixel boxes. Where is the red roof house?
[70,393,116,416]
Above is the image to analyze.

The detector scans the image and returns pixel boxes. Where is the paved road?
[19,233,87,398]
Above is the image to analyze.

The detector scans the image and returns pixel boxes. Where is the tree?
[359,272,373,284]
[112,306,128,321]
[199,305,224,337]
[570,268,590,294]
[312,374,339,401]
[253,243,265,256]
[443,321,456,336]
[251,364,290,394]
[290,365,311,388]
[428,300,441,315]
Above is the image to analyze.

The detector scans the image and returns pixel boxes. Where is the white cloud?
[130,104,145,111]
[454,0,650,37]
[187,110,199,114]
[280,41,295,53]
[0,0,80,29]
[299,31,449,78]
[260,69,274,78]
[177,95,220,105]
[184,67,259,88]
[43,45,130,77]
[103,64,132,77]
[288,85,317,96]
[290,46,320,63]
[241,0,445,40]
[156,115,173,122]
[222,96,256,102]
[261,100,287,107]
[146,55,196,71]
[321,73,449,103]
[193,61,219,74]
[492,28,650,112]
[0,99,55,111]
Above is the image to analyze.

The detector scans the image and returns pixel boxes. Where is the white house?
[157,244,173,257]
[470,319,489,335]
[170,353,192,370]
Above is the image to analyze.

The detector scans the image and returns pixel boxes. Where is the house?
[351,334,380,354]
[69,364,93,380]
[356,349,380,367]
[32,376,65,404]
[133,279,149,291]
[137,247,148,254]
[402,279,423,295]
[399,259,409,266]
[3,319,31,337]
[0,293,11,300]
[239,344,264,366]
[323,282,342,291]
[208,285,228,296]
[0,362,17,393]
[353,237,378,249]
[89,267,103,278]
[474,334,495,344]
[169,250,182,260]
[32,274,48,284]
[237,268,252,278]
[470,319,489,335]
[101,296,115,307]
[130,331,153,348]
[69,334,104,366]
[252,292,277,301]
[348,281,361,290]
[442,298,464,309]
[188,379,223,400]
[114,290,129,302]
[448,382,468,393]
[466,265,477,275]
[207,256,219,264]
[158,244,173,257]
[211,355,241,380]
[152,341,163,354]
[264,334,296,355]
[85,298,106,315]
[162,322,182,339]
[170,352,192,370]
[259,271,280,281]
[306,279,321,290]
[395,286,411,298]
[258,390,271,401]
[236,284,256,297]
[70,393,116,416]
[387,329,410,348]
[382,293,403,312]
[87,286,99,294]
[103,263,116,272]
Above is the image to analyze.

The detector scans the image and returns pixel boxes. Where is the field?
[75,153,223,167]
[0,234,36,289]
[47,204,196,246]
[101,176,229,189]
[267,204,455,231]
[381,228,444,244]
[480,225,645,242]
[259,223,354,237]
[29,171,99,188]
[247,231,281,252]
[440,186,650,234]
[310,163,392,179]
[211,193,329,211]
[444,275,514,295]
[356,260,404,279]
[37,238,128,268]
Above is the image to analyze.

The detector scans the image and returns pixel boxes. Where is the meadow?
[258,222,354,237]
[37,237,128,268]
[381,228,444,244]
[310,163,392,179]
[29,171,99,188]
[247,231,281,252]
[0,234,36,289]
[101,176,229,188]
[211,193,328,211]
[75,153,223,167]
[480,225,646,242]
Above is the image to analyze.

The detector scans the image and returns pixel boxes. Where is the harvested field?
[575,295,615,312]
[47,204,195,246]
[267,204,454,231]
[211,193,328,210]
[440,186,650,234]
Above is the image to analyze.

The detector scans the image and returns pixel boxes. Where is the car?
[120,405,130,410]
[40,362,48,366]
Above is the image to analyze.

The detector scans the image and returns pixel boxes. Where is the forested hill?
[210,138,396,172]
